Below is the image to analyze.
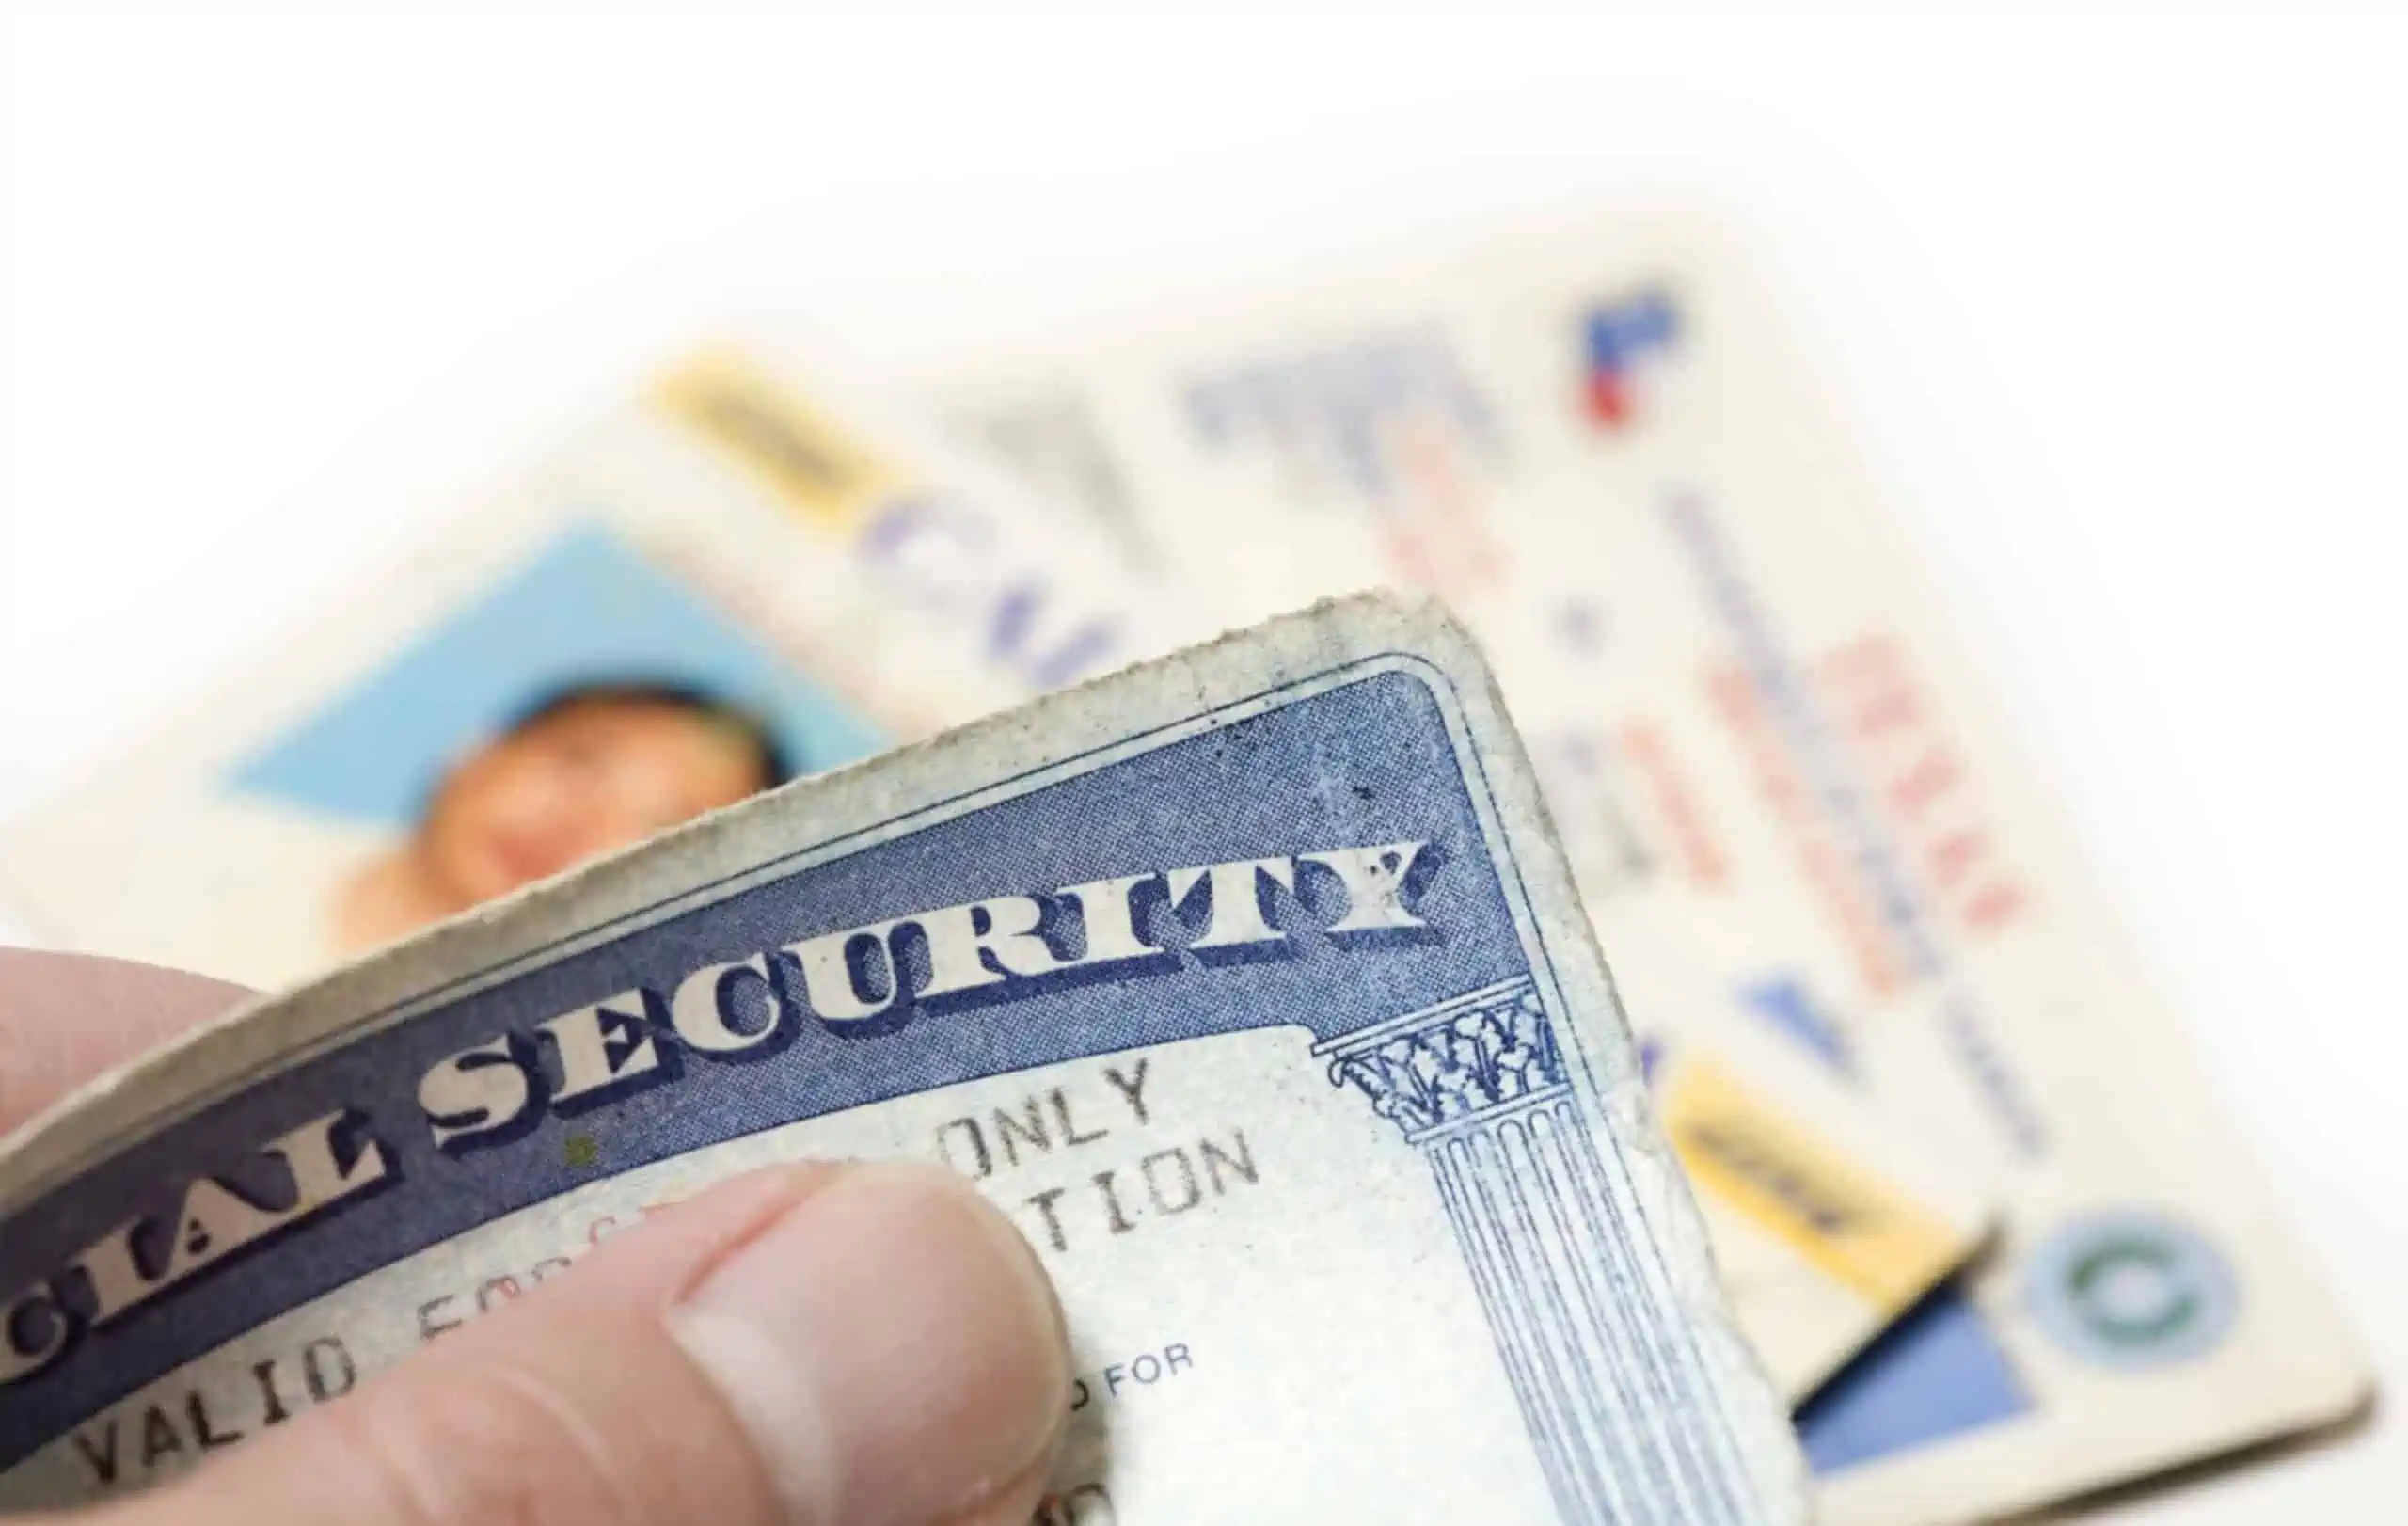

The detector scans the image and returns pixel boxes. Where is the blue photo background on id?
[229,521,884,824]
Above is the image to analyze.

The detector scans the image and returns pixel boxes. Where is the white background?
[2,3,2401,1520]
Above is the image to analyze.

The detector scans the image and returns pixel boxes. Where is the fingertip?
[82,1160,1069,1526]
[673,1160,1072,1526]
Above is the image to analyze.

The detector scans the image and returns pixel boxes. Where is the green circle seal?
[2025,1211,2239,1369]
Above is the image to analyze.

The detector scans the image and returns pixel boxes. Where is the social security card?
[0,595,1804,1524]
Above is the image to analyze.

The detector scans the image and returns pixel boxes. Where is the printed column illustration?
[1317,976,1751,1526]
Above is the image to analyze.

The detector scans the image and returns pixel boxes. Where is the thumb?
[69,1163,1070,1526]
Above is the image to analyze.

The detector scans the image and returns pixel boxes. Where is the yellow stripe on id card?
[654,346,902,530]
[1665,1057,1963,1311]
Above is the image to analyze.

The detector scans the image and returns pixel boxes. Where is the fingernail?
[669,1162,1069,1526]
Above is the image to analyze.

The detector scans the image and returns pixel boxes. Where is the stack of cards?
[0,205,2368,1523]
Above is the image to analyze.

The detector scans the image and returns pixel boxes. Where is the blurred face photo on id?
[335,684,791,951]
